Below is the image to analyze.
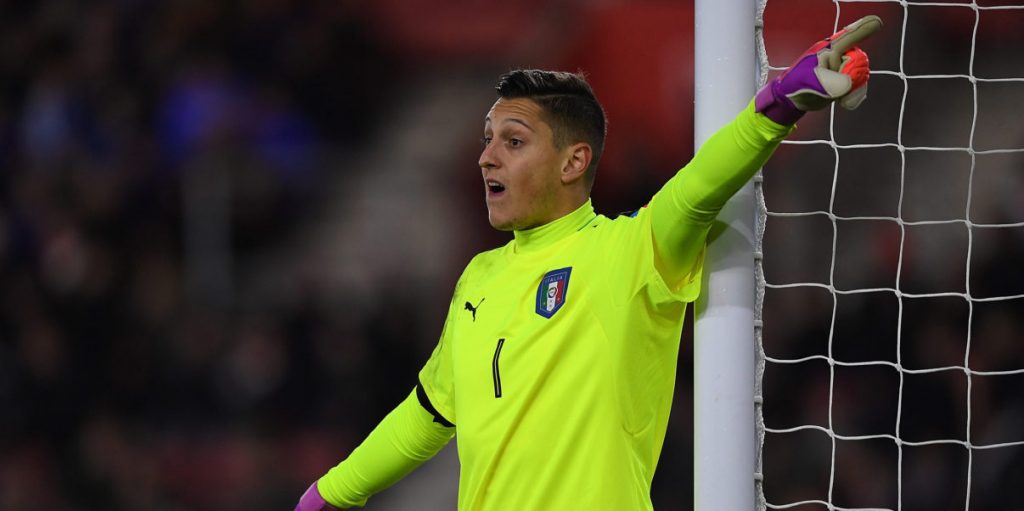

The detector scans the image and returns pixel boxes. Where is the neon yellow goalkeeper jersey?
[419,197,700,510]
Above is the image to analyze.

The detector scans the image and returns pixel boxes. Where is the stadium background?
[0,1,1021,509]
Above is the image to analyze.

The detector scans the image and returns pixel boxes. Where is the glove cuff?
[755,80,804,126]
[296,482,339,511]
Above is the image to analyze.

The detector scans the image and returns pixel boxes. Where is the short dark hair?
[495,69,607,187]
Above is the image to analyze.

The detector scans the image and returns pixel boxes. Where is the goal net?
[755,1,1024,510]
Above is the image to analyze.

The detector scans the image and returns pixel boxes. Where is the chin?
[487,216,516,232]
[486,209,517,231]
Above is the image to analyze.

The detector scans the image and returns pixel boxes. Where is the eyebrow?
[504,118,534,131]
[484,117,535,132]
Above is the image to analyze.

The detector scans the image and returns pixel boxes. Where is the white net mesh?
[755,1,1024,510]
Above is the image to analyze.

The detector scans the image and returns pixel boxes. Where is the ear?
[560,143,592,185]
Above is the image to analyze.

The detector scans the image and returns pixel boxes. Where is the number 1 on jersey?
[492,338,506,398]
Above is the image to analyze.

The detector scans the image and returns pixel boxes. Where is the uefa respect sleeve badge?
[535,267,572,319]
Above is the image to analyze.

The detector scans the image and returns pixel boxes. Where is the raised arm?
[649,15,882,286]
[647,102,793,284]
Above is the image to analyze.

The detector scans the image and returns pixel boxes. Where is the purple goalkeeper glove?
[295,482,340,511]
[756,15,883,125]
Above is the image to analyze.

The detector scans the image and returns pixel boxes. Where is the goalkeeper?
[296,16,881,511]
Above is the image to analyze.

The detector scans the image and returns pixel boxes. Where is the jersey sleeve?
[646,100,794,299]
[316,389,455,508]
[416,266,469,427]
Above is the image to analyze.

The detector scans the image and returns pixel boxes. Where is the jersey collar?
[512,200,597,253]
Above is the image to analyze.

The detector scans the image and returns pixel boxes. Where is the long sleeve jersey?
[317,100,793,510]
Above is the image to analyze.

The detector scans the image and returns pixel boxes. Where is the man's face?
[479,97,566,231]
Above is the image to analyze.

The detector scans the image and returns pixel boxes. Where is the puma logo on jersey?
[465,298,485,321]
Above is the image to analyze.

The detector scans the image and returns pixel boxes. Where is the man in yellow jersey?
[296,16,880,511]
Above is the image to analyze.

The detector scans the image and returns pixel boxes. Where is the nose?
[478,143,497,171]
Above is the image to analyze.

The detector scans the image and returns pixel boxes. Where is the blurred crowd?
[1,1,1021,511]
[0,2,422,510]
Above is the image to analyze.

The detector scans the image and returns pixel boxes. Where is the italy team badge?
[536,267,572,319]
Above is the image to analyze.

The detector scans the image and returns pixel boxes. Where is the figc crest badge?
[535,267,572,319]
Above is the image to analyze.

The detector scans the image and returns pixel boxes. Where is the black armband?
[416,382,455,428]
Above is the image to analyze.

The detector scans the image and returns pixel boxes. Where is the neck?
[512,200,596,252]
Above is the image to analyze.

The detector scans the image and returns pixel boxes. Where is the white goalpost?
[744,1,1024,511]
[693,0,759,509]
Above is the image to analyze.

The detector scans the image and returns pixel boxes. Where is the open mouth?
[486,180,506,195]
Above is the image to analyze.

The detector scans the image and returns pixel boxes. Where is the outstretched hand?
[756,15,883,125]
